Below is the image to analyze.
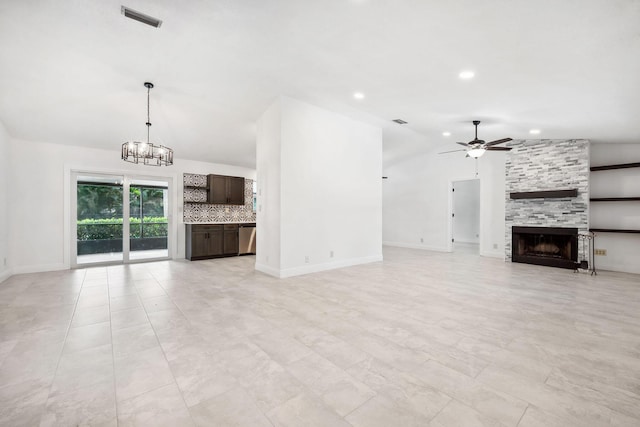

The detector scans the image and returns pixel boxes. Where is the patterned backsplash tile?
[183,173,257,223]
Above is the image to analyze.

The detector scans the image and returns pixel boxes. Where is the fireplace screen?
[512,226,578,269]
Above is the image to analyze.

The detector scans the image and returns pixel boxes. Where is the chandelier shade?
[122,82,173,166]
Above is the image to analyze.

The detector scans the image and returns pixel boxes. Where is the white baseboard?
[383,241,450,253]
[480,250,505,259]
[11,263,69,275]
[254,263,281,278]
[0,268,12,284]
[256,255,383,279]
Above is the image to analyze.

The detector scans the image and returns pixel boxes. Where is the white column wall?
[8,138,255,275]
[255,101,282,276]
[256,97,383,278]
[0,120,10,282]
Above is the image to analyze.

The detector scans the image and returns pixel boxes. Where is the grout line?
[38,268,89,424]
[516,404,530,426]
[106,266,120,425]
[137,266,198,426]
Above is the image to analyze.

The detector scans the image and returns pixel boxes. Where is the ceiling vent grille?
[392,119,408,125]
[121,6,163,28]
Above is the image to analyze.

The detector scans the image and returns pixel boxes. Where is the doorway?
[451,179,480,254]
[71,172,171,267]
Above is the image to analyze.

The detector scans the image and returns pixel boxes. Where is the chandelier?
[122,82,173,166]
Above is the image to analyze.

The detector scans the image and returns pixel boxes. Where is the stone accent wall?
[505,139,589,260]
[183,173,256,223]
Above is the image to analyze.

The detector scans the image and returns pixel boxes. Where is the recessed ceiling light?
[353,92,365,100]
[459,71,475,79]
[529,129,541,135]
[442,131,451,137]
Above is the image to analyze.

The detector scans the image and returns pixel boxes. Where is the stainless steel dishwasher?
[238,224,256,255]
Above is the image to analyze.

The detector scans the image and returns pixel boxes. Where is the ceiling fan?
[439,120,512,158]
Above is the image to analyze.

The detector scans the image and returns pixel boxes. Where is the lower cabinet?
[186,224,239,260]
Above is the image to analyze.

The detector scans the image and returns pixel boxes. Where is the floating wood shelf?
[510,189,578,199]
[590,197,640,202]
[589,229,640,234]
[183,185,208,190]
[590,162,640,172]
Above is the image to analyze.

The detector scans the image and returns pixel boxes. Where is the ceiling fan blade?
[485,146,512,151]
[439,149,467,154]
[456,142,469,147]
[484,138,513,147]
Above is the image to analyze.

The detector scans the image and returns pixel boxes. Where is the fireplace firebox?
[512,226,578,269]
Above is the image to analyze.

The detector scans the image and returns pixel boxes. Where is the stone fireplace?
[505,139,589,267]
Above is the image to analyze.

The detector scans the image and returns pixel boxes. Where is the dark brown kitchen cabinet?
[186,224,239,260]
[207,175,245,205]
[186,224,224,260]
[223,224,239,255]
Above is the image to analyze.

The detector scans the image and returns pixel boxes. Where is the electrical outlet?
[420,238,424,243]
[493,243,498,249]
[305,256,310,263]
[329,250,334,258]
[225,207,230,213]
[595,249,607,256]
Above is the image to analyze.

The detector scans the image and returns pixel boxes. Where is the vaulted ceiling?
[1,0,639,168]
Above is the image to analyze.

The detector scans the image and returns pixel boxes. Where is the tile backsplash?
[183,173,256,223]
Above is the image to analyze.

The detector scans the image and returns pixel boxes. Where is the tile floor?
[1,246,639,426]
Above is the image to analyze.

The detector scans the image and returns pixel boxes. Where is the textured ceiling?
[1,0,639,168]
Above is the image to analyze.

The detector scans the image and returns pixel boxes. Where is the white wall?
[383,148,506,258]
[0,120,10,282]
[255,101,282,276]
[256,97,383,278]
[453,179,480,244]
[590,143,640,274]
[9,138,255,275]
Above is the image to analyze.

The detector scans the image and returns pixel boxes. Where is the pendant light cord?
[146,84,151,144]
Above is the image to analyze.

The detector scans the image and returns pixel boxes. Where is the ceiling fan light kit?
[121,82,174,166]
[439,120,512,158]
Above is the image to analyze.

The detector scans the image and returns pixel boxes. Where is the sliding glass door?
[128,179,169,261]
[73,172,171,267]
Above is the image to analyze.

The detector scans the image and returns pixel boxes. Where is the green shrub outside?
[77,217,168,240]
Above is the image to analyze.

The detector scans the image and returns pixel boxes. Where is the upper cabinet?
[207,174,245,205]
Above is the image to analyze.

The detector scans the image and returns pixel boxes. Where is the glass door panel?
[76,174,124,265]
[129,178,169,261]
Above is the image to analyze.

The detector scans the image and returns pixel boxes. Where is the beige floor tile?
[267,392,351,427]
[109,294,142,311]
[40,380,116,427]
[110,307,149,330]
[169,352,238,407]
[112,323,160,359]
[1,248,640,425]
[430,399,509,427]
[70,304,110,328]
[63,321,111,354]
[189,387,272,427]
[114,346,175,402]
[117,383,194,427]
[286,353,375,416]
[0,378,51,426]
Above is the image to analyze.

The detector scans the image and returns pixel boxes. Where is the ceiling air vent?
[121,6,163,28]
[392,119,408,125]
